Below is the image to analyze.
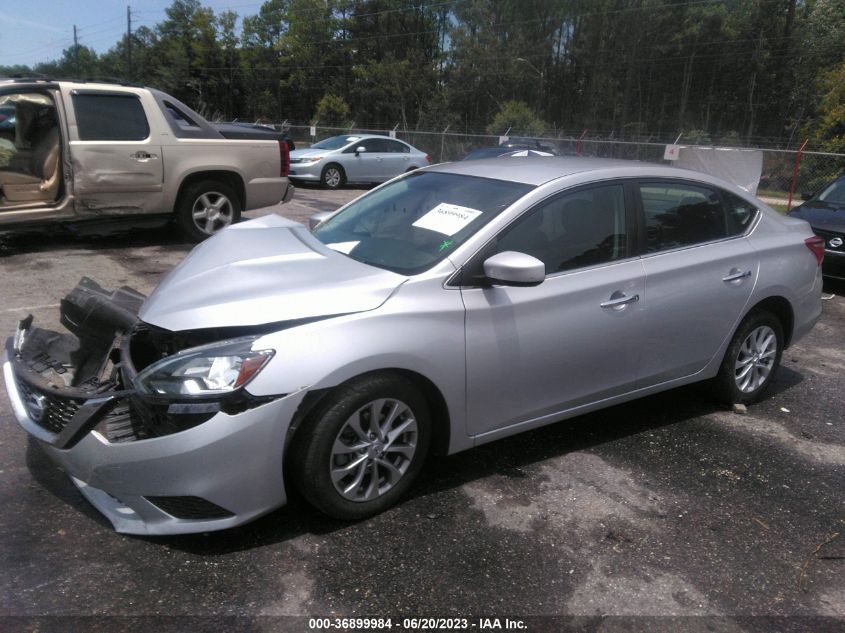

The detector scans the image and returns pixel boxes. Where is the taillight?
[425,154,432,164]
[279,140,290,177]
[805,236,825,266]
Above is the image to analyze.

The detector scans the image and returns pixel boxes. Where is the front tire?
[176,180,241,241]
[714,310,784,404]
[291,374,430,520]
[321,164,345,190]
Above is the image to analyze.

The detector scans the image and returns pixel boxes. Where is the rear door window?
[638,182,726,252]
[72,93,149,141]
[385,139,410,153]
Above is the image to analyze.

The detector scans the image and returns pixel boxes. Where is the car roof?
[328,133,405,141]
[425,156,641,185]
[463,147,514,159]
[425,156,743,189]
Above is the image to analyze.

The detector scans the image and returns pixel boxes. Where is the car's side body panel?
[246,272,474,455]
[462,258,646,435]
[62,86,167,217]
[745,207,824,344]
[637,238,759,385]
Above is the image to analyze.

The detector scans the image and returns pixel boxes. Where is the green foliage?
[0,0,842,149]
[312,94,351,126]
[486,101,546,136]
[684,130,713,145]
[717,131,743,147]
[806,62,845,154]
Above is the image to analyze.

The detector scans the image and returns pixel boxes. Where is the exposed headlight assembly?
[134,336,274,398]
[299,155,323,164]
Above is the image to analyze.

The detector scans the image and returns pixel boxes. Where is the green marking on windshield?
[438,239,454,252]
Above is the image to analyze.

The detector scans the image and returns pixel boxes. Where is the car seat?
[0,123,61,203]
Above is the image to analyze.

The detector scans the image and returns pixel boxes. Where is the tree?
[241,0,289,120]
[806,62,845,154]
[2,0,844,148]
[486,101,546,136]
[312,93,351,126]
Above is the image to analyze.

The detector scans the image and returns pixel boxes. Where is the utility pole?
[126,5,132,79]
[73,25,79,75]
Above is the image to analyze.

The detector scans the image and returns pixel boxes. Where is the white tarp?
[673,146,763,194]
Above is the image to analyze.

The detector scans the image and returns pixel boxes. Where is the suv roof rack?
[1,74,144,88]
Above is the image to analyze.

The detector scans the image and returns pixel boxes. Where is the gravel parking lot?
[0,186,843,632]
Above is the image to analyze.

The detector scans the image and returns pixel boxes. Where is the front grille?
[145,496,235,520]
[16,379,83,434]
[814,228,845,252]
[99,399,149,443]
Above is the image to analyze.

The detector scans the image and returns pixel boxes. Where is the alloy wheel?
[191,192,235,234]
[329,398,418,502]
[324,167,342,188]
[734,325,777,393]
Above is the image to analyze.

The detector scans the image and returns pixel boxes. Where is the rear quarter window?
[722,191,758,237]
[164,102,200,131]
[72,93,149,141]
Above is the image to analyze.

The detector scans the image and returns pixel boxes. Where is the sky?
[0,0,259,68]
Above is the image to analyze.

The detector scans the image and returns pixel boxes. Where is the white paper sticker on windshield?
[326,241,359,254]
[412,203,483,236]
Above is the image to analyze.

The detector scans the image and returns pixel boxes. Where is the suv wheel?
[177,180,241,241]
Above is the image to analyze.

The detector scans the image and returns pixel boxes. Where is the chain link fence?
[281,124,844,210]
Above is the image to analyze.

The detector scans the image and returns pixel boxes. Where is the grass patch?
[756,187,791,199]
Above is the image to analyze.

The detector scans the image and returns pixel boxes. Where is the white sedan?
[289,134,431,189]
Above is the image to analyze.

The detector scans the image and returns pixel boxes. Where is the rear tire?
[291,373,430,520]
[713,310,784,404]
[176,180,241,241]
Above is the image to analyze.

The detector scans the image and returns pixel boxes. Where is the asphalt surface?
[0,186,843,632]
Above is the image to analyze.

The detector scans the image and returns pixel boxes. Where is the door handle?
[600,293,639,309]
[131,151,157,160]
[722,269,751,283]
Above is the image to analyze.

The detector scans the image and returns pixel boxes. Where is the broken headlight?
[133,337,274,398]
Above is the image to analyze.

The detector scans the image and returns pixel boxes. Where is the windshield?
[815,178,845,206]
[313,172,534,274]
[311,135,361,150]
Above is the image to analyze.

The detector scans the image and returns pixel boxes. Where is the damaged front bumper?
[3,280,305,535]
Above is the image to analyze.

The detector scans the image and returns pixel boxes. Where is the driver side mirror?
[354,146,367,156]
[482,251,545,287]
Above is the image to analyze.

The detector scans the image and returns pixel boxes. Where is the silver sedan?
[3,158,823,534]
[289,134,430,189]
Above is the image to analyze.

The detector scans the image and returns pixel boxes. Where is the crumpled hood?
[139,215,406,331]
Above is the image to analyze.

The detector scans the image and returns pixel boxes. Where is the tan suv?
[0,78,293,240]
